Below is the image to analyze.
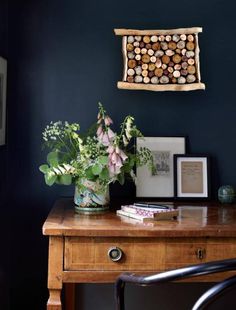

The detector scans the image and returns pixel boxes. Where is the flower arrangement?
[39,103,153,208]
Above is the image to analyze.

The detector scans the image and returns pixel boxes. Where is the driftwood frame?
[114,27,205,91]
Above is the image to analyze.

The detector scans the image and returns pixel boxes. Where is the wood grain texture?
[47,236,63,309]
[43,199,236,237]
[122,36,128,81]
[47,289,62,310]
[117,81,205,91]
[62,270,236,283]
[43,199,236,309]
[114,27,203,36]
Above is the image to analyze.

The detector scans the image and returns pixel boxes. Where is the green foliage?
[39,103,154,191]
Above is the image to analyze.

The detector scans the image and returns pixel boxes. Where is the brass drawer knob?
[108,246,123,262]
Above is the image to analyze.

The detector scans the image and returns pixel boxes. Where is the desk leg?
[47,236,63,310]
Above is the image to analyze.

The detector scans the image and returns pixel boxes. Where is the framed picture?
[0,56,7,146]
[174,154,210,199]
[136,137,186,198]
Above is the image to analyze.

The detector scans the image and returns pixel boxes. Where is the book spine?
[121,205,164,217]
[117,209,150,221]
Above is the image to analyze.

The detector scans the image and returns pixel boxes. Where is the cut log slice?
[142,54,150,63]
[178,76,186,84]
[143,76,150,83]
[128,52,135,59]
[151,35,158,42]
[135,35,142,41]
[134,75,143,83]
[162,55,170,64]
[187,34,194,42]
[127,68,135,76]
[173,70,181,78]
[188,58,195,65]
[151,76,159,84]
[160,76,169,83]
[143,35,151,43]
[168,41,177,50]
[148,63,156,71]
[155,58,162,68]
[180,34,187,41]
[186,74,196,83]
[166,49,175,56]
[186,51,195,58]
[146,43,152,49]
[152,42,160,51]
[141,48,147,54]
[127,43,134,51]
[150,56,157,63]
[172,34,180,42]
[127,36,135,43]
[154,68,163,77]
[177,41,185,49]
[186,41,195,51]
[172,54,182,64]
[148,49,155,56]
[161,42,168,50]
[127,76,134,83]
[135,66,142,75]
[187,65,196,74]
[165,35,172,42]
[142,69,148,77]
[128,59,137,68]
[148,71,155,78]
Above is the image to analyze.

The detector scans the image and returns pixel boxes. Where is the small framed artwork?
[174,154,210,199]
[0,56,7,146]
[136,137,186,198]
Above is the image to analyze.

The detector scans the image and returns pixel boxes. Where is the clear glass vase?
[74,179,109,213]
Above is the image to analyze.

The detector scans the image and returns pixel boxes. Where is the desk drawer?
[64,237,236,271]
[65,237,166,271]
[166,238,236,269]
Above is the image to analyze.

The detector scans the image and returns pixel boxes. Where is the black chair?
[115,258,236,310]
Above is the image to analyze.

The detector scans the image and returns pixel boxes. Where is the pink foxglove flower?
[119,149,128,161]
[104,116,113,126]
[96,125,103,136]
[107,145,114,154]
[107,128,115,140]
[107,145,128,177]
[101,132,110,146]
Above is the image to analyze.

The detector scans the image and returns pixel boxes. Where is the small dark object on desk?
[134,202,172,209]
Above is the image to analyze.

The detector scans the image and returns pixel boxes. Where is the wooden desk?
[43,199,236,309]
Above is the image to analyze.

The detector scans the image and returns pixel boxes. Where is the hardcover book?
[117,206,178,222]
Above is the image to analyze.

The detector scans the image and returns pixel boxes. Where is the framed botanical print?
[136,136,186,198]
[174,154,210,199]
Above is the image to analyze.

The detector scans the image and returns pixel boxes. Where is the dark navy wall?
[7,0,236,309]
[0,0,8,205]
[0,1,9,309]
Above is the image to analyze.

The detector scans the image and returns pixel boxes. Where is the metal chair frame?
[115,258,236,310]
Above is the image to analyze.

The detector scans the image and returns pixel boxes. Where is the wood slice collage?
[114,28,205,91]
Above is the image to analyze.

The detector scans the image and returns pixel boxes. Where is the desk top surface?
[42,198,236,237]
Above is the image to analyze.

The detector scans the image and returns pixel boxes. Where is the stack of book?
[116,203,178,222]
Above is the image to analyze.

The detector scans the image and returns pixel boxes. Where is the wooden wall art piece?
[114,27,205,91]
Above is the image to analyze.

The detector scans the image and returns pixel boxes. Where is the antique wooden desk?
[43,198,236,309]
